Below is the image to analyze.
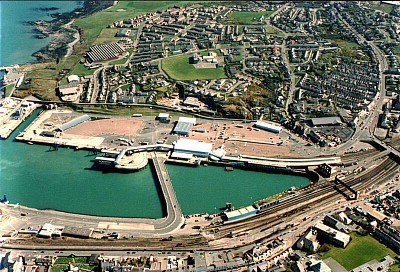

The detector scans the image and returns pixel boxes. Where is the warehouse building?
[173,117,196,135]
[254,121,282,133]
[55,115,91,132]
[223,205,258,221]
[173,138,212,157]
[62,226,93,239]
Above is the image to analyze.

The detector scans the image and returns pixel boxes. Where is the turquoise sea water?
[0,1,311,217]
[0,1,82,66]
[0,110,165,218]
[168,164,310,215]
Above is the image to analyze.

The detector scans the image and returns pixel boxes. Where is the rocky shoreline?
[27,0,114,62]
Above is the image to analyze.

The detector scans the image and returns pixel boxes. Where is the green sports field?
[322,232,397,271]
[161,55,227,80]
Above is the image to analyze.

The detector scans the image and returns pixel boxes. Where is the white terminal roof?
[178,117,196,124]
[255,121,282,132]
[174,139,212,154]
[171,152,193,159]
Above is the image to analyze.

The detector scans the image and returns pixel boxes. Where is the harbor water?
[0,110,165,218]
[168,164,310,215]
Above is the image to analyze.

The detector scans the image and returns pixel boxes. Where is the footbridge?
[114,144,173,165]
[150,152,184,233]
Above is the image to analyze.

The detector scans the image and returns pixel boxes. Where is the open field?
[370,3,394,14]
[71,63,96,76]
[4,84,14,97]
[94,28,126,45]
[322,232,397,271]
[186,122,294,158]
[265,25,285,37]
[392,45,400,56]
[332,39,369,61]
[162,55,227,80]
[74,1,189,44]
[224,11,274,25]
[65,117,143,138]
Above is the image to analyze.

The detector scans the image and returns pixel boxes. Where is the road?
[320,8,389,156]
[150,153,184,233]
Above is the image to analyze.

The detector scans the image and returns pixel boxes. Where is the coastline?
[29,0,114,63]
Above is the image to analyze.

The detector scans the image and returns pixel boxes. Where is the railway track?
[388,137,400,150]
[205,155,399,241]
[341,149,380,163]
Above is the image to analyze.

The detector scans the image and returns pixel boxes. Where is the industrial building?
[173,117,196,135]
[223,205,258,221]
[173,139,212,158]
[254,121,282,134]
[55,115,91,132]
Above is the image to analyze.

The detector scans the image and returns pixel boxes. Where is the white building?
[254,121,282,133]
[67,75,79,83]
[173,139,212,157]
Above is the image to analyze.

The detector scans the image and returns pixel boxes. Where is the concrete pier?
[150,152,184,233]
[0,100,38,139]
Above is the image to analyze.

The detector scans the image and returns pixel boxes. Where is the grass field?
[224,11,274,25]
[332,39,368,61]
[51,265,68,272]
[74,1,189,44]
[322,233,397,271]
[392,45,400,56]
[161,55,227,80]
[370,3,394,14]
[4,84,14,97]
[94,28,125,45]
[71,63,96,76]
[265,25,285,37]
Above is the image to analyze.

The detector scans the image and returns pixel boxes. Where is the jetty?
[0,65,20,71]
[0,99,38,139]
[150,152,184,233]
